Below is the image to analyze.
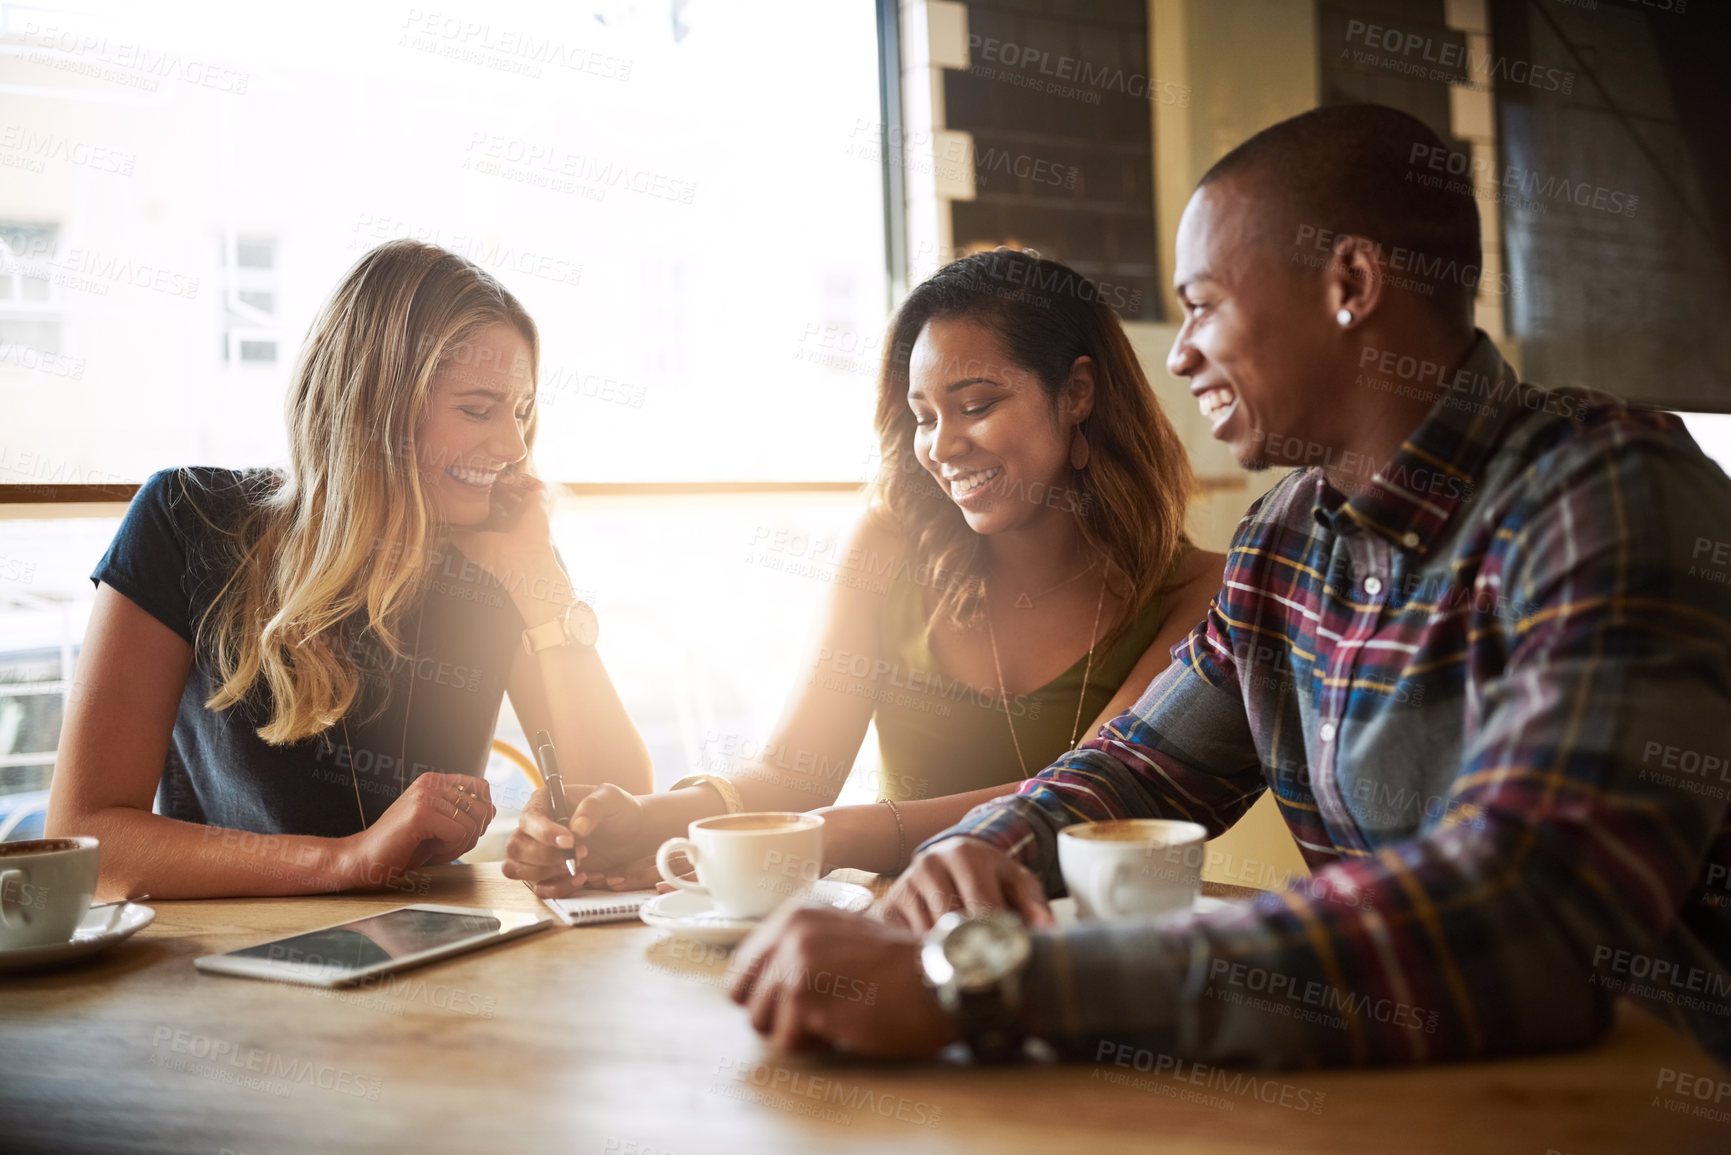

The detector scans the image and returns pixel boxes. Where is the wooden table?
[1,865,1726,1154]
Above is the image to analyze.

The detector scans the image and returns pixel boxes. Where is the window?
[0,0,889,483]
[0,221,63,361]
[221,234,279,365]
[0,517,108,840]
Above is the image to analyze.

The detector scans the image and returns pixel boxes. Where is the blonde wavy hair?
[869,250,1194,646]
[197,240,540,745]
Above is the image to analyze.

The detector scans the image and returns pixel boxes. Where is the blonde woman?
[507,250,1221,894]
[47,240,650,900]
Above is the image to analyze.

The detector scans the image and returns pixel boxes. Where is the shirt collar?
[1311,331,1531,554]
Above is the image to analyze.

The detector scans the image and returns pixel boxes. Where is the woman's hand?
[342,772,494,888]
[566,783,660,874]
[503,783,657,897]
[586,851,684,892]
[503,786,585,897]
[447,473,574,626]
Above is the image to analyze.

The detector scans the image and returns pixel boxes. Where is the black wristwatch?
[919,911,1032,1063]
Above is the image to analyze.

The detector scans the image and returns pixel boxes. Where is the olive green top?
[872,548,1193,802]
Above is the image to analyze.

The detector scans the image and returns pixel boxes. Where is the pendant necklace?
[1012,558,1101,609]
[986,571,1108,778]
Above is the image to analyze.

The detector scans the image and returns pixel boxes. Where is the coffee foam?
[699,813,812,833]
[0,837,89,859]
[1064,820,1203,846]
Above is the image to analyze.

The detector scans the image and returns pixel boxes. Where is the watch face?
[945,915,1030,991]
[920,941,956,990]
[569,601,599,646]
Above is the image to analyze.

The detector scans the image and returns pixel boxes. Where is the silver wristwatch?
[919,910,1032,1063]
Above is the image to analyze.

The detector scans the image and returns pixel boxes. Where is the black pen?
[533,729,578,876]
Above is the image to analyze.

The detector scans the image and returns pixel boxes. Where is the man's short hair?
[1200,103,1482,327]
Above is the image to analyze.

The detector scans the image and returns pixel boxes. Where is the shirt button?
[1319,721,1337,743]
[1364,576,1383,596]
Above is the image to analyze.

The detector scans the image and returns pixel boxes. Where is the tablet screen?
[223,908,505,979]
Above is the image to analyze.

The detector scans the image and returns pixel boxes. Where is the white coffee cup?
[655,812,824,921]
[0,836,100,949]
[1057,820,1206,922]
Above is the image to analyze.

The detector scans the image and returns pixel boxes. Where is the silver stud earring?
[1337,309,1353,326]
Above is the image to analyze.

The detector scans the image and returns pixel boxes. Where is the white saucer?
[0,902,156,973]
[640,879,875,947]
[1050,893,1232,927]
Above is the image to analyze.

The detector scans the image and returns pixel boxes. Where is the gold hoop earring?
[1069,425,1090,470]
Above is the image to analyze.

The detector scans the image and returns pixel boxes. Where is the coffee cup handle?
[0,868,25,928]
[655,838,705,894]
[1091,859,1136,920]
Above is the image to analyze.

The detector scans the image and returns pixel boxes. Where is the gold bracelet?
[670,773,744,815]
[880,798,908,873]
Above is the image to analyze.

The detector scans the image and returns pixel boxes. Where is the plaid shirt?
[928,333,1731,1068]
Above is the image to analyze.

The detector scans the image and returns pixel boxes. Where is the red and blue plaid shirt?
[928,334,1731,1067]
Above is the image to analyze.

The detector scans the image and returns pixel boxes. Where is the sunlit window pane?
[0,0,889,483]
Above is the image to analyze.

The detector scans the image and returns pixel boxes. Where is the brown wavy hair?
[868,250,1194,644]
[197,240,540,744]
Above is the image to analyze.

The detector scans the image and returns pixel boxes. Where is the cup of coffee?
[0,836,100,950]
[655,812,824,920]
[1057,819,1206,922]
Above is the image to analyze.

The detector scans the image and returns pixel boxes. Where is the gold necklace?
[986,572,1108,778]
[1013,558,1100,609]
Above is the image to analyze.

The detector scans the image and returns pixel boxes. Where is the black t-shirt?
[90,467,524,838]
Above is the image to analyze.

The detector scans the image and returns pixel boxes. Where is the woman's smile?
[445,463,500,489]
[945,465,1004,505]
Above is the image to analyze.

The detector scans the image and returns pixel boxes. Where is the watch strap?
[522,601,599,654]
[952,976,1027,1064]
[522,608,572,655]
[921,913,1031,1064]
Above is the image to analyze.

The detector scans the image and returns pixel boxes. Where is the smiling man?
[728,104,1731,1068]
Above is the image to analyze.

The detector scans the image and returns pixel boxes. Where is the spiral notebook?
[537,888,659,927]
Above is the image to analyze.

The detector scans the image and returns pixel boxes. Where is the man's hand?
[881,838,1054,933]
[728,904,957,1058]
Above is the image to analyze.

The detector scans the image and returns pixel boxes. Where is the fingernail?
[556,835,573,848]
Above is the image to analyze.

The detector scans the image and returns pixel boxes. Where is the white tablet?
[194,903,552,988]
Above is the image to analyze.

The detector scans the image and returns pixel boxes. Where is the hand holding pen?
[502,767,656,897]
[533,729,579,877]
[496,730,588,897]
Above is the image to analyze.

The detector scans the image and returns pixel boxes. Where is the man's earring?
[1337,309,1353,326]
[1069,425,1090,470]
